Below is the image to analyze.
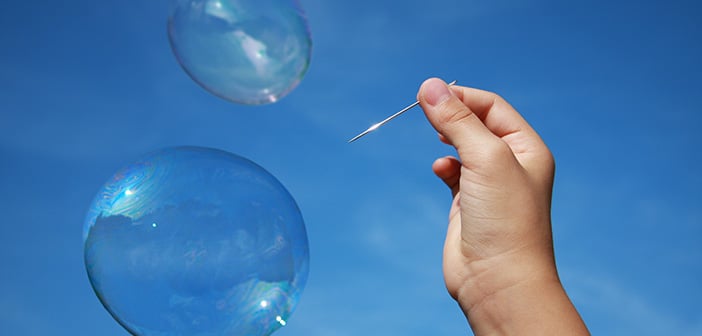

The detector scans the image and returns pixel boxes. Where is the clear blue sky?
[1,0,701,335]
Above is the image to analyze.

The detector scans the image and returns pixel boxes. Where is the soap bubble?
[83,146,309,336]
[168,0,312,105]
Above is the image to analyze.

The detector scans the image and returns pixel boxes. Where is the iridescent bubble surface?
[84,147,309,336]
[168,0,312,105]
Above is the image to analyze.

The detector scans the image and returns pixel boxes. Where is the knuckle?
[539,148,556,177]
[543,149,555,170]
[484,139,513,158]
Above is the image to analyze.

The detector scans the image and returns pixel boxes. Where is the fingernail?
[423,79,452,107]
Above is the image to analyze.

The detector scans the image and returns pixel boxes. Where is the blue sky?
[1,0,701,335]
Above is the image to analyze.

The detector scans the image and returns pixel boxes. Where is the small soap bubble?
[83,146,309,336]
[168,0,312,105]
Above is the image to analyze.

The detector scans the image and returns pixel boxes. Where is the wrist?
[453,250,588,335]
[454,247,558,314]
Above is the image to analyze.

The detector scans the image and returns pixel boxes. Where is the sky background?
[1,0,701,335]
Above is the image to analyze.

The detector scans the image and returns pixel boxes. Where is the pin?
[348,80,457,143]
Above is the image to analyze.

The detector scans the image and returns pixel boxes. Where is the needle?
[348,80,457,143]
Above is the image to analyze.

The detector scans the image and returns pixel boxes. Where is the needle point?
[348,80,457,143]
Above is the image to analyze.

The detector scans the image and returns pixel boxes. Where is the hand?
[417,78,588,335]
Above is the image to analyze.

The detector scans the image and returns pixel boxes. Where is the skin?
[417,78,590,335]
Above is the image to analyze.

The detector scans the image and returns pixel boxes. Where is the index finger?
[449,86,536,140]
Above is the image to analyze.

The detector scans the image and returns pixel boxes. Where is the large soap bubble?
[168,0,312,105]
[83,146,309,336]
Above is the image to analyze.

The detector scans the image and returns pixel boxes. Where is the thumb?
[417,78,501,166]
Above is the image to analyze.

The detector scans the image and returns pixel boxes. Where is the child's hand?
[417,78,588,335]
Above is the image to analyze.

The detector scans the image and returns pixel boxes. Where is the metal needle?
[348,80,457,143]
